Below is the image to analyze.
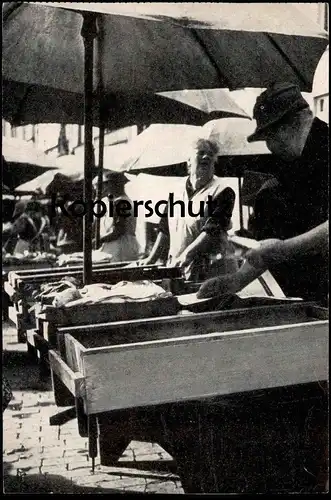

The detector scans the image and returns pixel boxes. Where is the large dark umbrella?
[3,2,327,97]
[3,2,328,284]
[3,85,250,128]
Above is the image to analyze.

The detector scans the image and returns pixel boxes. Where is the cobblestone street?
[3,322,184,493]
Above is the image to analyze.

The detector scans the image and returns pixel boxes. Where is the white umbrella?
[204,118,270,156]
[15,154,98,194]
[2,136,55,168]
[113,124,202,172]
[2,136,57,190]
[107,119,269,174]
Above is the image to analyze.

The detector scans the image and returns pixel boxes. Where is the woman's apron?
[167,177,237,281]
[99,196,140,262]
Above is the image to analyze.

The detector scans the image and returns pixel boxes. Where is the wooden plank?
[48,349,85,397]
[15,266,181,288]
[64,334,86,373]
[3,281,16,298]
[36,296,180,329]
[307,305,329,320]
[74,307,317,350]
[81,320,328,414]
[11,260,133,277]
[57,302,319,342]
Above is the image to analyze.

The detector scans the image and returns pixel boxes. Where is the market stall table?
[47,300,328,493]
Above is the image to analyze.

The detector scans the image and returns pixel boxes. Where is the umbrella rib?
[190,28,232,90]
[265,33,309,89]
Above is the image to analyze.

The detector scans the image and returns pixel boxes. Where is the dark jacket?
[253,117,329,303]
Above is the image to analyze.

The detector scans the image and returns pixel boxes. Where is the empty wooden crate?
[49,302,328,415]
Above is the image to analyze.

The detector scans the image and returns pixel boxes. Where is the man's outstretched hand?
[197,274,241,299]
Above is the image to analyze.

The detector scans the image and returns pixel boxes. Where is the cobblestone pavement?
[3,322,184,493]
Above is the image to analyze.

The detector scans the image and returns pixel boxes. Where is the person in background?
[138,138,238,281]
[55,199,84,255]
[93,171,140,262]
[3,199,49,254]
[245,82,328,303]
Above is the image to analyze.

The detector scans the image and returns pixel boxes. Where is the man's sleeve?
[157,201,170,236]
[253,187,290,240]
[202,187,235,236]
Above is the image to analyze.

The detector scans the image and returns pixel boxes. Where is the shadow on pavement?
[3,461,148,494]
[3,350,53,392]
[117,459,177,477]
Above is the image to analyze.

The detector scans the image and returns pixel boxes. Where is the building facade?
[295,3,329,122]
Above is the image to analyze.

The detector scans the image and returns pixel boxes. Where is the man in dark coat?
[247,82,328,304]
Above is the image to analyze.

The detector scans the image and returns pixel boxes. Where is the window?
[320,99,324,112]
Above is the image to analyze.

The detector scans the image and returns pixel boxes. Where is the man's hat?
[247,83,309,143]
[92,170,130,187]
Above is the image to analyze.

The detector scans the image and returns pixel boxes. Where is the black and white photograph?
[2,2,329,494]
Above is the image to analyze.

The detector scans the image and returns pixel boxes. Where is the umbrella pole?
[238,176,244,232]
[95,16,105,250]
[81,14,97,286]
[95,121,105,249]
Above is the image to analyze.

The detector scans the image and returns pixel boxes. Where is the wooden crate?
[9,265,182,290]
[49,303,328,415]
[5,265,184,344]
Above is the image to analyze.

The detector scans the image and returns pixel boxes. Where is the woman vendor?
[93,171,140,262]
[138,138,238,280]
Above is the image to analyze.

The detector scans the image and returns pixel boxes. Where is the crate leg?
[88,415,98,472]
[33,334,51,378]
[17,320,27,344]
[39,352,51,378]
[75,397,88,438]
[27,340,38,363]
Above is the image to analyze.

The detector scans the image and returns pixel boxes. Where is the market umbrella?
[3,85,250,129]
[3,2,328,98]
[15,154,100,196]
[3,2,328,126]
[2,137,57,190]
[3,2,328,285]
[110,119,269,174]
[108,124,202,173]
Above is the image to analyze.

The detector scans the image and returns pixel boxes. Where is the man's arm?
[141,232,168,265]
[138,202,169,265]
[246,220,329,269]
[197,221,329,298]
[174,187,236,266]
